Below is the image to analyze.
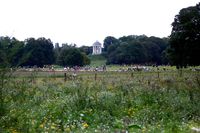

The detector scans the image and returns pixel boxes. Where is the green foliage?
[57,45,90,67]
[0,37,24,68]
[103,36,119,52]
[168,3,200,68]
[0,36,91,68]
[105,35,168,65]
[21,37,55,67]
[0,36,55,68]
[79,46,93,55]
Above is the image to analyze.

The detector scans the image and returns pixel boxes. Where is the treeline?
[0,37,90,68]
[0,35,169,68]
[103,35,169,65]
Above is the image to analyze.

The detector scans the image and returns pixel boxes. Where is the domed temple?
[92,41,102,55]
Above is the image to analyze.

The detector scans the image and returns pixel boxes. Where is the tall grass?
[0,70,199,132]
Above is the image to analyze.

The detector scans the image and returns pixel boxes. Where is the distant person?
[103,65,106,71]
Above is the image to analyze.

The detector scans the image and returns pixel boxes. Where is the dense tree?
[0,37,10,67]
[143,37,168,64]
[106,35,168,65]
[107,41,147,64]
[168,3,200,68]
[0,37,24,68]
[79,46,93,55]
[57,46,90,67]
[103,36,119,52]
[21,37,55,67]
[54,43,61,64]
[0,34,169,67]
[0,37,91,68]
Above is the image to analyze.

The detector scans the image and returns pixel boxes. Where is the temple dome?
[93,41,101,46]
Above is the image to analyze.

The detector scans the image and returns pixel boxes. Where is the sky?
[0,0,199,46]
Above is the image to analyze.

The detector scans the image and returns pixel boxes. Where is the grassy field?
[88,55,107,67]
[0,68,200,132]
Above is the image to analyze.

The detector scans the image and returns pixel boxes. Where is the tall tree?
[168,3,200,68]
[79,46,93,55]
[21,37,55,67]
[103,36,119,52]
[0,37,24,67]
[58,46,90,67]
[106,35,168,65]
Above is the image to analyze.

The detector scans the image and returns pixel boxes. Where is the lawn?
[88,55,107,67]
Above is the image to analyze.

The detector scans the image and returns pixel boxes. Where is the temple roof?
[93,41,101,46]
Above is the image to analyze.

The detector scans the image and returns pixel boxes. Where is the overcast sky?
[0,0,199,46]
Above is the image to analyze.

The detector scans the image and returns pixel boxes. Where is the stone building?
[92,41,102,55]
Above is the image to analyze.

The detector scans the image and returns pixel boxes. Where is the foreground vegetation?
[0,68,200,132]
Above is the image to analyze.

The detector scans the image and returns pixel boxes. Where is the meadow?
[0,67,200,133]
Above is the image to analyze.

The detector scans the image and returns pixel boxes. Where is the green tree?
[21,37,55,67]
[0,36,24,67]
[103,36,119,52]
[143,37,168,65]
[0,37,10,68]
[58,47,90,67]
[168,3,200,68]
[54,43,61,64]
[106,35,168,65]
[79,46,93,55]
